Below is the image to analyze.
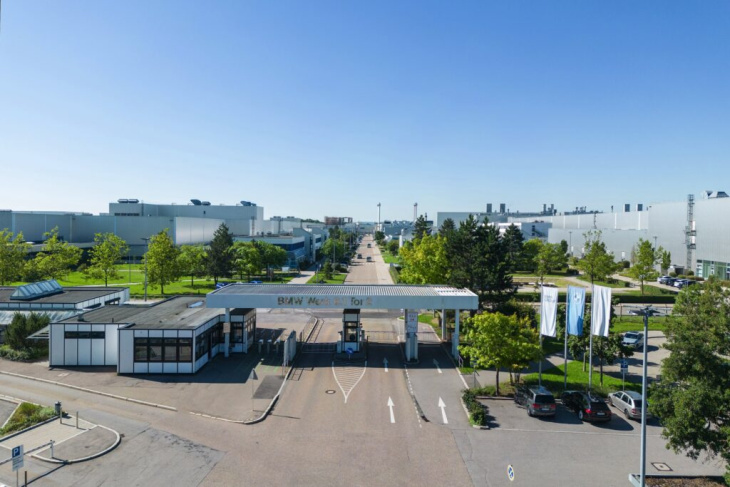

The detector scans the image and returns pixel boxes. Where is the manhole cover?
[652,463,672,472]
[325,390,336,394]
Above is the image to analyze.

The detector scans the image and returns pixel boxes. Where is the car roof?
[530,386,553,395]
[623,391,642,399]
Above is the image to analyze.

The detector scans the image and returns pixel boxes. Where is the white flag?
[591,285,612,337]
[540,286,559,337]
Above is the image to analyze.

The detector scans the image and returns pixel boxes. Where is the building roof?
[207,284,478,310]
[60,305,149,324]
[0,286,128,307]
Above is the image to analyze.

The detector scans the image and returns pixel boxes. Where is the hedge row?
[462,390,487,426]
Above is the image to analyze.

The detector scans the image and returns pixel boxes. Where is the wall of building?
[49,323,121,367]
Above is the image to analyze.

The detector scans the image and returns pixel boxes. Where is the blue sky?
[1,1,728,222]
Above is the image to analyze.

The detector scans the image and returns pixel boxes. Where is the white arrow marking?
[438,397,448,424]
[383,358,389,373]
[433,359,442,374]
[388,397,395,423]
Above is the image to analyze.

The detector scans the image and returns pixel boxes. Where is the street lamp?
[628,305,661,487]
[141,237,151,301]
[569,231,573,257]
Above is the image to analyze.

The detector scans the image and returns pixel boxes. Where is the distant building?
[324,216,353,226]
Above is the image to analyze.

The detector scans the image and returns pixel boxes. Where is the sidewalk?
[0,413,120,465]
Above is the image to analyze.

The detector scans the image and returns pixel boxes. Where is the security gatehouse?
[206,284,479,359]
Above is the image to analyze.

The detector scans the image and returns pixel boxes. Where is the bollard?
[275,340,280,354]
[266,339,272,354]
[50,440,54,459]
[76,412,79,429]
[258,339,263,353]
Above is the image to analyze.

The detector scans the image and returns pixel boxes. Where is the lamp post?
[569,231,573,257]
[141,237,150,301]
[632,305,659,487]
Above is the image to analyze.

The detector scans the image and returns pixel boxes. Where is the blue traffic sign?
[620,359,629,370]
[12,444,23,471]
[507,464,515,481]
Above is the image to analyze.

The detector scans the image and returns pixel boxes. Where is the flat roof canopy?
[206,284,478,310]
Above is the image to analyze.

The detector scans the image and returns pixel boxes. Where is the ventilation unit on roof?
[191,199,202,205]
[201,201,211,206]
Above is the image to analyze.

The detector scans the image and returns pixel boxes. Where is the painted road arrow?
[438,397,448,424]
[388,397,395,423]
[433,359,442,374]
[383,358,389,373]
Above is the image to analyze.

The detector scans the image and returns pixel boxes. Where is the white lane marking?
[438,397,448,424]
[388,397,395,423]
[433,359,442,374]
[332,360,367,404]
[383,358,389,373]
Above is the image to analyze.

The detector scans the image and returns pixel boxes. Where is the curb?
[32,424,122,465]
[0,416,59,443]
[0,371,177,412]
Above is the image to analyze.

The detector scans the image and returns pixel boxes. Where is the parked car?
[357,253,362,259]
[514,385,557,417]
[560,391,612,422]
[674,279,698,289]
[657,276,675,285]
[608,390,651,420]
[621,331,645,350]
[366,256,372,262]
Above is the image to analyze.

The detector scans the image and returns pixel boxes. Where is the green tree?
[438,218,456,238]
[33,227,82,281]
[374,231,385,245]
[502,224,524,271]
[387,240,399,256]
[322,238,346,264]
[413,215,430,241]
[534,241,568,285]
[322,260,334,280]
[460,312,541,396]
[144,230,181,294]
[206,223,234,285]
[178,244,207,286]
[257,241,287,280]
[660,248,671,274]
[0,230,30,285]
[5,312,49,350]
[651,278,730,477]
[627,238,659,295]
[86,233,129,286]
[575,230,616,285]
[519,239,542,273]
[231,241,262,281]
[399,234,450,285]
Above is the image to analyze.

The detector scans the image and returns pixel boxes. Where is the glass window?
[164,338,178,362]
[134,338,148,361]
[178,339,192,362]
[149,338,163,362]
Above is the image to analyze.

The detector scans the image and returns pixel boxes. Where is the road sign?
[620,359,629,371]
[507,464,515,481]
[405,310,418,333]
[12,445,23,472]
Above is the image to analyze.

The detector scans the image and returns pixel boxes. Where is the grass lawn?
[0,402,56,436]
[514,277,583,289]
[576,275,629,288]
[306,272,347,284]
[523,360,641,397]
[380,249,400,265]
[622,286,677,297]
[612,315,668,333]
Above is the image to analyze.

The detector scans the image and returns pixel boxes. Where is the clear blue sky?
[1,1,728,222]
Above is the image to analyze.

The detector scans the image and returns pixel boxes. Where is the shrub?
[0,402,56,436]
[669,271,677,277]
[462,389,488,426]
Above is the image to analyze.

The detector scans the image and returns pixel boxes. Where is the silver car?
[608,390,651,420]
[621,332,645,350]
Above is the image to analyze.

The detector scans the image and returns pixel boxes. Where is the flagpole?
[588,285,594,391]
[564,289,569,390]
[538,333,543,387]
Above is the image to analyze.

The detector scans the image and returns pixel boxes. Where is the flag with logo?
[591,285,612,337]
[540,286,559,337]
[566,286,586,336]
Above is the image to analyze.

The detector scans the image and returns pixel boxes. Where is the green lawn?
[306,272,347,285]
[612,316,668,333]
[0,402,56,436]
[575,275,629,288]
[523,360,641,397]
[380,249,400,265]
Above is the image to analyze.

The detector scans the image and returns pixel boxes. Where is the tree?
[660,248,671,274]
[257,241,287,280]
[5,312,49,350]
[374,231,385,245]
[178,245,207,286]
[387,240,399,256]
[207,223,234,285]
[230,241,262,281]
[575,230,616,285]
[438,218,456,238]
[0,230,30,285]
[33,227,82,281]
[460,312,541,396]
[413,215,430,241]
[519,239,542,273]
[502,224,524,272]
[322,238,346,264]
[399,234,450,285]
[651,278,730,477]
[627,238,659,295]
[86,233,129,286]
[322,261,334,280]
[534,241,568,285]
[144,230,181,294]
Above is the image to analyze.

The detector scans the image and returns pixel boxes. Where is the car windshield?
[624,333,639,339]
[535,395,555,404]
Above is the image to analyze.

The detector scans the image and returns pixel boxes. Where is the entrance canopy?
[206,284,478,311]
